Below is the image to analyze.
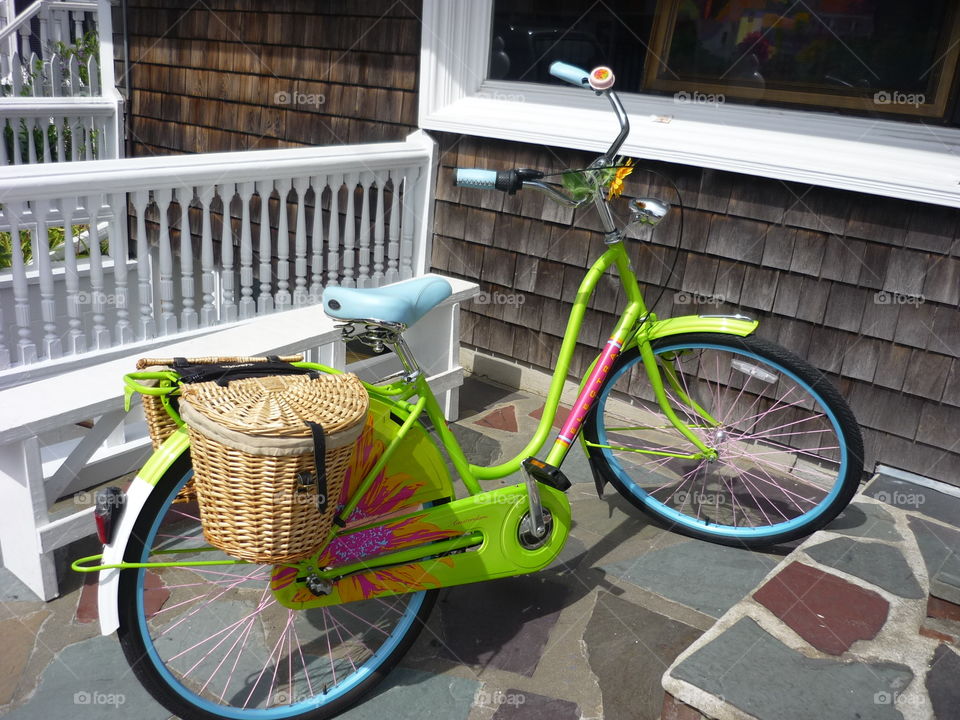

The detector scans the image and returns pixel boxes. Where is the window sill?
[419,0,960,209]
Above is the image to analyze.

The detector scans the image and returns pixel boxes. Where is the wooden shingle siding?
[123,1,419,156]
[434,133,960,485]
[120,1,959,485]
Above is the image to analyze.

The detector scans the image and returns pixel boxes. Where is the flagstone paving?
[2,377,960,719]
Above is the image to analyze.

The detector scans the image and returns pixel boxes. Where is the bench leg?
[0,437,59,600]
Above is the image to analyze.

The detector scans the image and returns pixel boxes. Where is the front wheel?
[584,333,863,548]
[117,453,436,720]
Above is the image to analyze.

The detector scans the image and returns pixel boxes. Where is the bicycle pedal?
[521,457,572,491]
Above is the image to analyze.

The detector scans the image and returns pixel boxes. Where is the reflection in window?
[489,0,960,121]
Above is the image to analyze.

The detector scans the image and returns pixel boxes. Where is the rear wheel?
[584,333,863,548]
[117,453,436,720]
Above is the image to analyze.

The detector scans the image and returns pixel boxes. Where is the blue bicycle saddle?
[322,276,453,327]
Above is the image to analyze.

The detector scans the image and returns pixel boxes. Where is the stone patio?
[1,376,958,719]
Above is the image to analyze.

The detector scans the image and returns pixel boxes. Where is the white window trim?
[419,0,960,208]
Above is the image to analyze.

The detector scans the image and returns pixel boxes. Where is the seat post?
[388,333,422,380]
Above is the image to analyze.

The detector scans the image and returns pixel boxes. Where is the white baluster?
[10,116,23,165]
[55,115,65,161]
[61,196,85,354]
[220,187,238,322]
[0,303,9,368]
[132,189,155,339]
[399,168,417,280]
[0,118,8,165]
[386,172,400,283]
[33,200,61,359]
[18,26,28,61]
[357,172,372,288]
[37,9,48,62]
[342,172,357,288]
[274,178,292,310]
[72,10,83,46]
[293,176,309,307]
[154,188,177,335]
[309,177,325,302]
[83,115,93,160]
[40,114,52,162]
[108,192,133,343]
[11,52,23,95]
[86,195,110,348]
[256,181,274,314]
[178,187,198,330]
[8,204,37,364]
[26,116,37,163]
[236,181,255,319]
[372,171,386,286]
[326,177,341,287]
[198,186,217,326]
[69,116,79,161]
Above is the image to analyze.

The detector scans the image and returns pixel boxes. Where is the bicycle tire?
[117,452,437,720]
[584,332,863,548]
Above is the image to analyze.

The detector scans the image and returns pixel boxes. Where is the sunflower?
[606,158,635,200]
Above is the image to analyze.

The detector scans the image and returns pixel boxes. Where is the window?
[419,0,960,207]
[490,0,960,121]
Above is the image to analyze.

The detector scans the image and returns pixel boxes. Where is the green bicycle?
[73,61,863,720]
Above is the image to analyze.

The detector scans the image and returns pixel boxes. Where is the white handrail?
[0,0,43,44]
[0,134,434,201]
[0,131,438,373]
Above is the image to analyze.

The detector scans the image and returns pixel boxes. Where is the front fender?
[637,314,759,344]
[97,429,191,636]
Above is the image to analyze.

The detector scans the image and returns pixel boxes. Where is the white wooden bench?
[0,275,478,600]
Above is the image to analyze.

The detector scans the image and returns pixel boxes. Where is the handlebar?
[454,168,545,194]
[549,61,590,88]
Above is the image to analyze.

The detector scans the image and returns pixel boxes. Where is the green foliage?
[0,225,101,270]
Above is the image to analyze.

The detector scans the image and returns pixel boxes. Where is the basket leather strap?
[171,357,320,386]
[306,421,329,513]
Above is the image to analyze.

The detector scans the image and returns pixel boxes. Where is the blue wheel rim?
[595,342,849,540]
[134,469,426,719]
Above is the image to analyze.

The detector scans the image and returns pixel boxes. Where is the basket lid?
[179,373,368,453]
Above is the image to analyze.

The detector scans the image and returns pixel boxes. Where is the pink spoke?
[322,609,339,686]
[169,591,276,662]
[244,609,294,708]
[722,450,837,489]
[158,564,265,636]
[220,582,273,703]
[328,610,360,672]
[334,604,392,637]
[725,466,781,524]
[199,609,260,695]
[291,620,315,699]
[734,413,828,442]
[723,462,803,518]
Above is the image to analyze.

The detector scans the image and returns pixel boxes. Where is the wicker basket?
[134,355,305,449]
[178,372,368,564]
[129,356,305,505]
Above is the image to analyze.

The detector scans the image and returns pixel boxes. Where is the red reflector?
[95,512,111,545]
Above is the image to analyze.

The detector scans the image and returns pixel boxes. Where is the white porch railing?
[1,0,121,164]
[0,131,438,387]
[1,0,100,95]
[0,131,483,601]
